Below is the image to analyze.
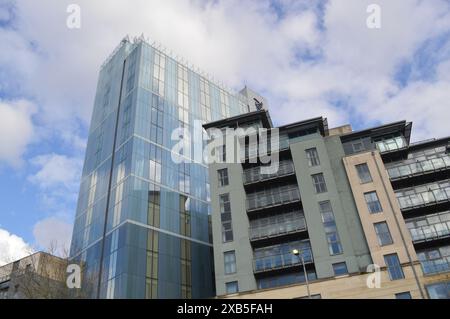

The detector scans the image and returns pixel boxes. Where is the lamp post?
[292,249,311,299]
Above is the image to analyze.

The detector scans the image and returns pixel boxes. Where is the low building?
[0,252,69,299]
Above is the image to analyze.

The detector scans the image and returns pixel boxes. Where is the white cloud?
[32,217,73,257]
[0,99,36,167]
[28,153,83,216]
[0,228,33,266]
[28,153,82,190]
[2,0,450,147]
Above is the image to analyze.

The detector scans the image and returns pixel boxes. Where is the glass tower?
[69,37,256,298]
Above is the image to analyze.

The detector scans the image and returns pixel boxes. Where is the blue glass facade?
[69,38,250,298]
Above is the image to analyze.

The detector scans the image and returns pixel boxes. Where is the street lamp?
[292,249,311,299]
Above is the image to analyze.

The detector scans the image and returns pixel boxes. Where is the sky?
[1,0,450,265]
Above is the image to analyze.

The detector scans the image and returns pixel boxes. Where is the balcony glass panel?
[376,136,407,153]
[249,211,306,241]
[246,184,300,211]
[407,211,450,242]
[387,155,450,180]
[396,180,450,210]
[253,241,313,273]
[243,160,295,184]
[417,246,450,275]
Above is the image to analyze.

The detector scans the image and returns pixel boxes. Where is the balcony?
[408,223,450,243]
[249,217,307,243]
[253,249,313,274]
[243,161,295,185]
[396,186,450,211]
[420,257,450,275]
[388,156,450,180]
[376,136,408,154]
[246,187,301,213]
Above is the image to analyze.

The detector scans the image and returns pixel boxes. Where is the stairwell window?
[220,194,233,243]
[218,168,229,187]
[374,222,393,246]
[356,163,373,184]
[306,148,320,167]
[384,254,404,280]
[224,251,236,275]
[312,173,327,194]
[365,191,383,214]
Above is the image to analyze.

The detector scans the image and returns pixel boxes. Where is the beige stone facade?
[219,264,449,299]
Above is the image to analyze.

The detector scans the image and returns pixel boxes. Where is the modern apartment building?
[204,109,450,299]
[69,36,263,298]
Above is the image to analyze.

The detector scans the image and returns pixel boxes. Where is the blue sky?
[1,0,450,264]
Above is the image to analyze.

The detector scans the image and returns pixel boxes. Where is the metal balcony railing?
[249,218,307,241]
[388,156,450,180]
[420,257,450,275]
[253,250,313,273]
[243,161,295,184]
[246,188,301,212]
[408,223,450,243]
[397,187,450,210]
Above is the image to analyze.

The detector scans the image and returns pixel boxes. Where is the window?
[224,251,236,275]
[306,148,320,167]
[395,292,412,299]
[374,222,393,246]
[319,201,343,255]
[218,169,229,187]
[426,281,450,299]
[384,254,404,280]
[217,144,226,162]
[356,163,372,183]
[220,194,233,242]
[365,191,383,214]
[296,294,322,299]
[225,281,239,294]
[332,262,348,276]
[312,173,327,194]
[352,141,364,153]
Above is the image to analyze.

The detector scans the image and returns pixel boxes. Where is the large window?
[356,163,373,184]
[306,148,320,167]
[374,222,393,246]
[224,251,236,275]
[332,262,348,276]
[319,201,343,255]
[416,245,450,275]
[218,168,229,187]
[365,191,383,214]
[405,211,450,242]
[225,281,239,294]
[384,254,404,281]
[312,173,327,194]
[426,281,450,299]
[395,292,412,299]
[220,194,233,242]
